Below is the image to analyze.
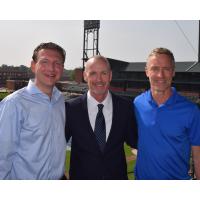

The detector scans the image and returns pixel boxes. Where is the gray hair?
[147,47,175,68]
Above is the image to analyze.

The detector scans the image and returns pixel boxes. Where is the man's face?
[31,49,64,92]
[146,54,175,94]
[84,59,112,102]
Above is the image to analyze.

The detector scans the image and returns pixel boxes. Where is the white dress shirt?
[87,91,113,141]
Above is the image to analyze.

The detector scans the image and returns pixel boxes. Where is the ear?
[109,71,112,82]
[31,60,36,74]
[83,71,88,82]
[172,70,175,77]
[145,66,149,77]
[60,65,64,74]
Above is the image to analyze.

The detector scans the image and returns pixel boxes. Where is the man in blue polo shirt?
[133,47,200,180]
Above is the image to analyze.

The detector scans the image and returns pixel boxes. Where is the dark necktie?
[94,104,106,152]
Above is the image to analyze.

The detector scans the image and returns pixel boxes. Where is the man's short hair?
[147,47,175,67]
[32,42,66,63]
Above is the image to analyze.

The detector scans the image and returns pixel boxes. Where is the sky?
[1,1,200,71]
[0,20,198,70]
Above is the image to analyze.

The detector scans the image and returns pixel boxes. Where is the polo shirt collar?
[147,87,178,107]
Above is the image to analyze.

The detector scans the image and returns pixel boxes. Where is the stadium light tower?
[82,20,100,71]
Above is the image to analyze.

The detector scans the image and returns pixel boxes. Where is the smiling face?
[146,53,175,96]
[31,49,64,96]
[84,57,112,102]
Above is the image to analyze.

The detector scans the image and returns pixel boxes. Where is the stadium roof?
[107,58,200,73]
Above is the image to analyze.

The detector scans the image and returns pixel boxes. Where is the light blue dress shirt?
[0,80,66,179]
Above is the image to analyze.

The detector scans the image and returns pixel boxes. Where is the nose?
[157,69,164,77]
[96,74,103,81]
[47,63,56,71]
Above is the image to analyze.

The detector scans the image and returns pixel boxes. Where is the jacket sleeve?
[125,101,138,149]
[65,101,72,142]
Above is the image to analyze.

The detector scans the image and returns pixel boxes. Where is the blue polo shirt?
[134,88,200,180]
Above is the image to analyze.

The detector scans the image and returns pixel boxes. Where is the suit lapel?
[105,93,118,150]
[81,93,103,153]
[81,93,94,135]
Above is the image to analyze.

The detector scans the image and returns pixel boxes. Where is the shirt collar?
[87,91,112,109]
[27,79,42,95]
[26,79,62,102]
[147,87,177,107]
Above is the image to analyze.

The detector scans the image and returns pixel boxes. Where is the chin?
[91,90,106,97]
[96,90,107,95]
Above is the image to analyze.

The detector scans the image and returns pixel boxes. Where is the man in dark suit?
[65,55,137,180]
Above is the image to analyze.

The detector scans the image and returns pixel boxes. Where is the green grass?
[0,92,9,100]
[65,150,71,178]
[124,144,136,180]
[65,143,136,180]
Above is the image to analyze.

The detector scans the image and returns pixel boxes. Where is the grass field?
[0,92,9,100]
[65,143,136,180]
[125,144,136,180]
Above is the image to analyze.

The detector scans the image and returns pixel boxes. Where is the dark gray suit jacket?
[65,92,137,180]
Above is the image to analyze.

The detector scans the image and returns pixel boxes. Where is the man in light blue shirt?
[0,42,67,179]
